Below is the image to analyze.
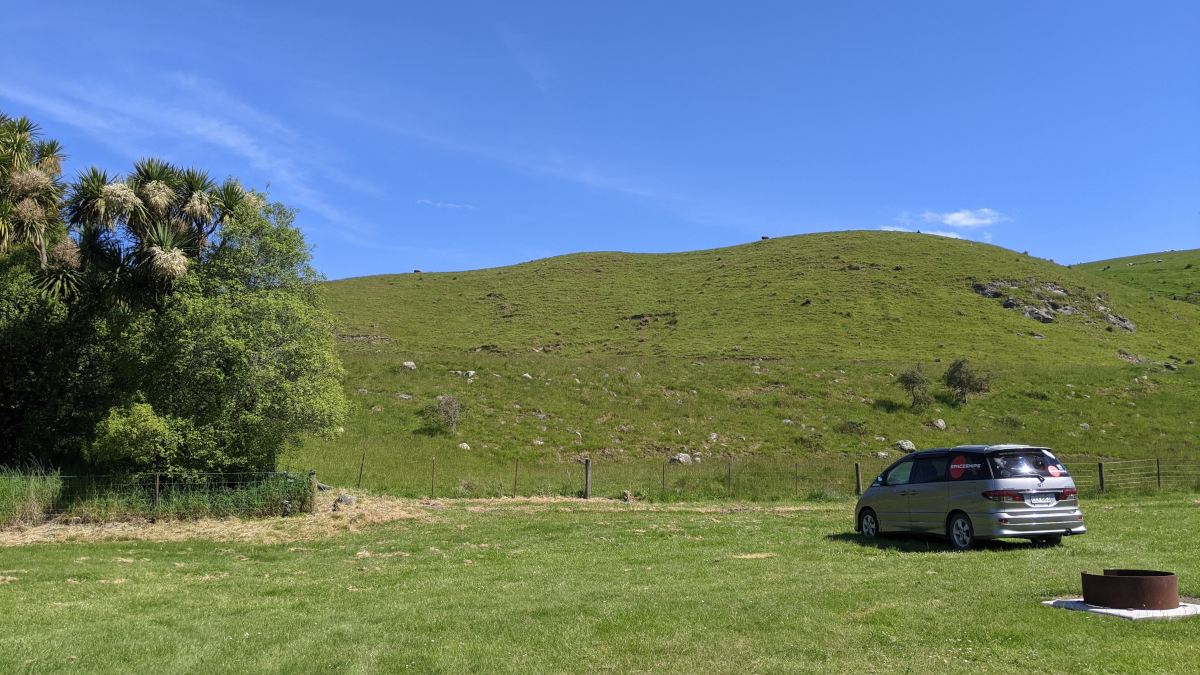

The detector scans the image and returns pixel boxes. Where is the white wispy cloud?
[921,208,1009,228]
[416,199,475,210]
[0,72,386,246]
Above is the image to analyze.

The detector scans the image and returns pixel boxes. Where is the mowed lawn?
[2,496,1199,673]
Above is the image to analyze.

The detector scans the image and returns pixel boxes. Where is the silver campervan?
[854,444,1086,550]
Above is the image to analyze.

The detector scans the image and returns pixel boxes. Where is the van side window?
[911,456,948,483]
[885,459,914,486]
[947,453,987,481]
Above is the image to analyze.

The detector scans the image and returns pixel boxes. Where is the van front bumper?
[974,508,1086,538]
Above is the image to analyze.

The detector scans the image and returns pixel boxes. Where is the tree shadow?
[870,398,907,413]
[825,531,1033,553]
[412,424,449,437]
[932,391,962,408]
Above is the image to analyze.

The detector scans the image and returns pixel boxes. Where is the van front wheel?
[948,513,975,550]
[858,509,879,539]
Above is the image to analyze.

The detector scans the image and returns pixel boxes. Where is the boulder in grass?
[932,419,946,431]
[669,453,693,465]
[402,361,417,370]
[332,493,357,511]
[896,440,916,453]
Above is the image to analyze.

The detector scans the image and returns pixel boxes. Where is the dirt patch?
[731,552,777,560]
[0,492,427,547]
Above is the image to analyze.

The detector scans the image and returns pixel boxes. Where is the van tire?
[947,512,974,550]
[858,509,880,539]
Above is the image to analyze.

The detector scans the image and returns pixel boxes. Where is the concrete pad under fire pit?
[1043,598,1200,621]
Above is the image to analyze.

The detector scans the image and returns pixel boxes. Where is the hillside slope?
[1077,248,1200,305]
[329,231,1199,365]
[301,232,1200,492]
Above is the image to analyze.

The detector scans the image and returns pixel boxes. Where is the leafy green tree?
[895,364,931,407]
[0,111,347,474]
[942,358,991,404]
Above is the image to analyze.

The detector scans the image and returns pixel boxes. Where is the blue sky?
[3,1,1198,279]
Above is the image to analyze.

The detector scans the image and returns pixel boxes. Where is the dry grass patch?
[0,492,427,546]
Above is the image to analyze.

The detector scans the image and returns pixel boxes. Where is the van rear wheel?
[948,513,975,550]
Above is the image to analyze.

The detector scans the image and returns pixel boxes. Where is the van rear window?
[989,450,1070,478]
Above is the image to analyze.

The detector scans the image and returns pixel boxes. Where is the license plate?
[1027,493,1056,506]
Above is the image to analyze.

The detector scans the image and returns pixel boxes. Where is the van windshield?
[989,450,1070,478]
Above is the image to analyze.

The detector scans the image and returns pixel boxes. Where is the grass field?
[295,232,1200,492]
[2,493,1199,672]
[1077,248,1200,305]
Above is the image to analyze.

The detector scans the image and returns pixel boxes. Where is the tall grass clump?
[0,470,63,527]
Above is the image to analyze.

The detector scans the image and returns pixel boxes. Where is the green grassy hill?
[1076,248,1200,305]
[297,231,1200,494]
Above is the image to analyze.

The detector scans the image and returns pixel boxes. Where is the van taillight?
[1058,488,1077,499]
[982,490,1024,503]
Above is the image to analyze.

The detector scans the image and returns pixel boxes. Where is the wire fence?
[4,456,1196,527]
[1069,459,1200,493]
[0,471,314,527]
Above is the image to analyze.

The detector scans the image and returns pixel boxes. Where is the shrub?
[87,403,183,473]
[834,420,868,436]
[942,358,992,404]
[895,364,931,407]
[423,394,463,433]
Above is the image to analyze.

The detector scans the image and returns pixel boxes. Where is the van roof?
[913,444,1051,456]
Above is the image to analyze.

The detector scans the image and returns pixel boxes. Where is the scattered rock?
[1080,423,1090,431]
[1024,307,1056,323]
[402,361,417,371]
[465,370,476,379]
[692,454,703,464]
[457,442,471,450]
[873,436,887,442]
[316,482,334,492]
[354,387,369,395]
[1002,297,1020,309]
[1029,331,1045,339]
[521,373,533,380]
[973,281,1012,298]
[1105,314,1136,332]
[622,490,635,503]
[396,393,413,400]
[932,419,946,431]
[708,432,719,443]
[531,439,545,446]
[369,405,383,413]
[896,440,916,453]
[332,493,357,511]
[874,451,890,460]
[669,453,693,465]
[782,419,794,425]
[1187,359,1196,365]
[1041,282,1069,297]
[1164,363,1178,371]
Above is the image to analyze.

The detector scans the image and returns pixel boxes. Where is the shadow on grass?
[870,398,908,413]
[825,531,1034,553]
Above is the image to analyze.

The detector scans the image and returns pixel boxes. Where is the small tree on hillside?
[895,365,931,407]
[942,358,991,404]
[424,394,462,433]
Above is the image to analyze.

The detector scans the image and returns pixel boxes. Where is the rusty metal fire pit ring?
[1081,569,1179,610]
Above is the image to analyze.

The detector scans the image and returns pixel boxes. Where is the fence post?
[154,472,161,510]
[584,458,592,499]
[357,451,366,489]
[727,459,733,497]
[795,461,801,494]
[1157,458,1162,490]
[661,460,667,494]
[854,463,862,496]
[308,470,317,513]
[513,460,519,497]
[1098,462,1105,493]
[431,457,436,499]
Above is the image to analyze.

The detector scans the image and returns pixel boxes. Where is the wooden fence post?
[154,472,161,510]
[1098,462,1105,493]
[308,470,317,513]
[661,459,667,494]
[356,450,366,489]
[1157,458,1162,490]
[584,458,592,499]
[854,463,862,496]
[431,457,436,499]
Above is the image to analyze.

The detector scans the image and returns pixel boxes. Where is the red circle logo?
[949,455,968,480]
[1048,464,1061,477]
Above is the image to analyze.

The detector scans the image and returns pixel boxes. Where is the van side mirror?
[872,475,884,487]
